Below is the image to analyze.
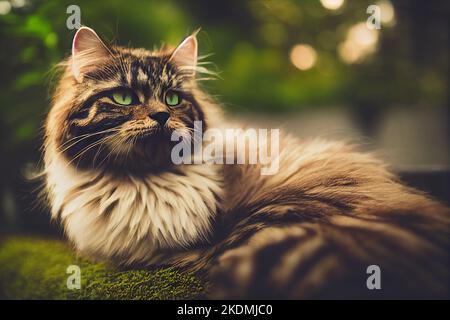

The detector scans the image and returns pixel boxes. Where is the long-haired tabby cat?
[43,27,449,299]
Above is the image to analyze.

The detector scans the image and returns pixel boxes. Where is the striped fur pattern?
[43,28,450,299]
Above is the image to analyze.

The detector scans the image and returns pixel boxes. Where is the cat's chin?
[103,133,178,173]
[62,136,177,174]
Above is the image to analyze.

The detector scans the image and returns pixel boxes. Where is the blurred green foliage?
[0,0,448,145]
[0,0,448,234]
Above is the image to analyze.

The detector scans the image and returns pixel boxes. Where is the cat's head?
[46,27,214,172]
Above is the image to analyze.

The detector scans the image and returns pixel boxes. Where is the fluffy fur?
[43,27,450,299]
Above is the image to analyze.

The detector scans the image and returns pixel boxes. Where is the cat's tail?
[207,197,450,299]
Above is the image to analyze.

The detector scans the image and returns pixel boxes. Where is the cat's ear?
[71,27,110,82]
[169,34,198,76]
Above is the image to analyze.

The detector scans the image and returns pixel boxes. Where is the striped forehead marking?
[137,68,147,83]
[84,50,184,102]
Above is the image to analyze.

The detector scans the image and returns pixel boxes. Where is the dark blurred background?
[0,0,448,237]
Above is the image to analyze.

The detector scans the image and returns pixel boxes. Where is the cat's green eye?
[165,91,181,107]
[112,90,133,106]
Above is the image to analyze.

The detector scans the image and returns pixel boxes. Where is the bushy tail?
[208,198,450,299]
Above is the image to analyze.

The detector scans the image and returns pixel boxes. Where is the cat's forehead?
[117,47,179,87]
[85,46,181,97]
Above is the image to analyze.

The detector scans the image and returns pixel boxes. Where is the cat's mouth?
[134,128,157,139]
[127,125,161,138]
[130,125,175,141]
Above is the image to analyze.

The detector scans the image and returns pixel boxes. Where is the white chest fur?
[45,154,222,265]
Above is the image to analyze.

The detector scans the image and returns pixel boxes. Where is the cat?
[43,26,450,299]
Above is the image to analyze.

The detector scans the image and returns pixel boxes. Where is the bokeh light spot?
[0,0,11,15]
[290,44,317,70]
[320,0,345,11]
[378,0,395,25]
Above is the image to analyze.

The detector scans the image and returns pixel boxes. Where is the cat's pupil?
[167,92,179,106]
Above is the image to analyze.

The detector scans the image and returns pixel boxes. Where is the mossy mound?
[0,237,204,299]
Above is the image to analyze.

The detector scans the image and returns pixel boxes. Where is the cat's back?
[222,135,398,213]
[211,136,450,299]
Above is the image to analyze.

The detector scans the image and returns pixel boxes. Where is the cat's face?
[53,27,205,172]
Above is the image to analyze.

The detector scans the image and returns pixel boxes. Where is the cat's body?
[44,27,450,299]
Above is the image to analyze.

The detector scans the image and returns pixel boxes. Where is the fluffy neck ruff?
[44,149,223,265]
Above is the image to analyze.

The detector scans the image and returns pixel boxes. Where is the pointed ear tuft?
[71,27,110,82]
[169,35,198,76]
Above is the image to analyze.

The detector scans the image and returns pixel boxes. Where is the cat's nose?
[149,111,170,125]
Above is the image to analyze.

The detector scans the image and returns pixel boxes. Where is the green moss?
[0,237,204,300]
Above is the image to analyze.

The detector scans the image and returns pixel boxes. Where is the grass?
[0,237,204,300]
